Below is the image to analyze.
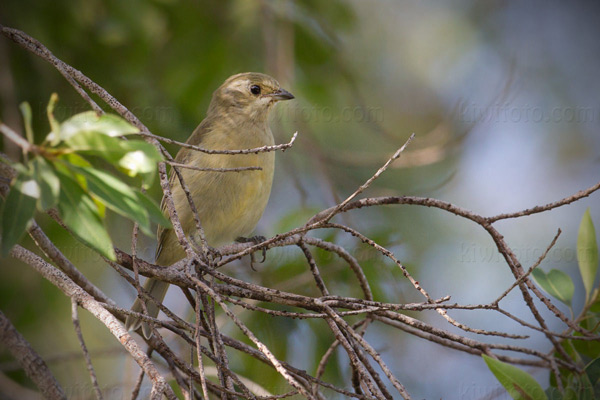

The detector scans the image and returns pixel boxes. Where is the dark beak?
[270,88,294,101]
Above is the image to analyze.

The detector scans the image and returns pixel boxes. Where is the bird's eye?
[250,85,261,95]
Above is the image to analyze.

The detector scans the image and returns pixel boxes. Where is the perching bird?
[126,72,294,338]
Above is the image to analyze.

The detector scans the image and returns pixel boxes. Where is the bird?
[126,72,294,338]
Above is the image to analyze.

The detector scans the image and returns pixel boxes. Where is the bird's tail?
[125,279,170,339]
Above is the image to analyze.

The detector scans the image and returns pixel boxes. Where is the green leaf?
[19,102,34,144]
[134,191,171,229]
[116,140,163,186]
[55,169,116,260]
[69,165,154,236]
[589,289,600,313]
[563,384,578,400]
[564,372,595,400]
[578,209,599,301]
[64,131,162,186]
[581,378,596,400]
[545,386,564,400]
[572,329,600,361]
[118,147,155,174]
[532,268,575,306]
[59,111,139,141]
[46,93,60,143]
[585,357,600,396]
[32,157,60,210]
[64,130,132,159]
[562,339,582,363]
[62,153,92,168]
[483,355,547,400]
[0,169,39,256]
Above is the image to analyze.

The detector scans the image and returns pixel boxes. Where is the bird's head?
[208,72,294,122]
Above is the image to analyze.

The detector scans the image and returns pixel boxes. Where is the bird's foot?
[235,235,267,271]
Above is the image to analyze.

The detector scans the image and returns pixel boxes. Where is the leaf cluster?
[0,95,170,260]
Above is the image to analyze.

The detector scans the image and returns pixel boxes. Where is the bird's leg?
[235,235,267,271]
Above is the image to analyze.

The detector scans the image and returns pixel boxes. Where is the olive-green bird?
[126,72,294,338]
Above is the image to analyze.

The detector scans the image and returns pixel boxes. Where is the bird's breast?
[176,149,275,247]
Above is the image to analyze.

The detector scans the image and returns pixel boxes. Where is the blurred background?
[1,0,600,398]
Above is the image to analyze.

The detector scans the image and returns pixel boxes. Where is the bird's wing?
[154,164,179,262]
[154,118,212,262]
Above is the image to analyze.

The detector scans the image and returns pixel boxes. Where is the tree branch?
[0,309,66,400]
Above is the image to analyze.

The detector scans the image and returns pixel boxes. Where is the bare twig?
[140,130,298,155]
[129,349,150,400]
[165,160,262,173]
[493,229,562,305]
[28,221,115,306]
[303,236,373,301]
[315,300,411,399]
[71,300,103,400]
[186,274,315,399]
[487,181,600,222]
[312,133,415,225]
[298,240,330,296]
[194,291,210,400]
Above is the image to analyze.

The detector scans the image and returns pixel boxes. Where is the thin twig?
[303,236,373,301]
[71,300,103,400]
[139,130,298,155]
[298,240,330,296]
[165,160,262,173]
[313,133,415,225]
[493,229,562,305]
[129,349,151,400]
[315,300,412,400]
[194,290,210,400]
[487,182,600,222]
[28,221,114,306]
[187,274,315,399]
